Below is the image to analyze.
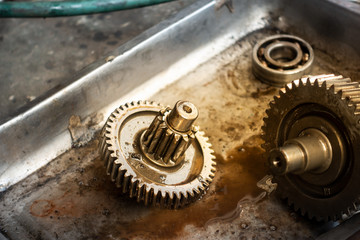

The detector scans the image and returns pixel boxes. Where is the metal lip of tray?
[1,0,360,239]
[0,0,273,191]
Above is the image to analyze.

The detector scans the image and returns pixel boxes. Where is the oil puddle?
[28,138,268,239]
[204,191,267,227]
[101,140,268,239]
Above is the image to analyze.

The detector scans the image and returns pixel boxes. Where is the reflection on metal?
[269,128,333,175]
[99,101,216,208]
[140,101,198,167]
[252,34,314,87]
[263,74,360,221]
[0,0,271,191]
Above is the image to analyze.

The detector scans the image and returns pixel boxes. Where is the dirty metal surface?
[0,0,195,125]
[2,28,357,239]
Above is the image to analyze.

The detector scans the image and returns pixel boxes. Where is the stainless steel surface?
[100,101,216,208]
[252,34,314,87]
[263,74,360,221]
[0,0,269,191]
[0,0,196,125]
[2,0,360,239]
[269,128,333,175]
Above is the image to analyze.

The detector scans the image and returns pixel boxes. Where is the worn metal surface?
[252,34,314,86]
[99,101,216,208]
[263,74,360,221]
[1,0,360,239]
[0,27,356,240]
[0,0,272,192]
[0,0,194,125]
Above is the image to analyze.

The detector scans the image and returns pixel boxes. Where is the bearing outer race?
[252,34,314,87]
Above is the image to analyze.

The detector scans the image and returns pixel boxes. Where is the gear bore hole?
[272,157,283,168]
[182,104,192,114]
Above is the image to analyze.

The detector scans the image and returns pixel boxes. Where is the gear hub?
[262,74,360,221]
[99,100,216,208]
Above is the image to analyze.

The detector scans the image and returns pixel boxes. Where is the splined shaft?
[141,101,198,167]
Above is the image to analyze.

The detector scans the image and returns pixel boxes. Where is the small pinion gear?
[262,74,360,221]
[99,100,216,208]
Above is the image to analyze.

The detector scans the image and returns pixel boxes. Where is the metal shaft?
[141,100,198,167]
[268,129,332,175]
[166,101,198,132]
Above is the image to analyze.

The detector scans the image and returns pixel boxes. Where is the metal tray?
[2,0,360,239]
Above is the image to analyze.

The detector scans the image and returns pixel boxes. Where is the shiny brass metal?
[99,100,216,208]
[262,74,360,221]
[140,101,198,167]
[269,128,332,175]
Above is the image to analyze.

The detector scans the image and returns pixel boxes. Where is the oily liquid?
[114,143,267,239]
[28,140,267,239]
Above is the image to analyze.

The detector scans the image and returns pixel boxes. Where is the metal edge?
[0,0,276,190]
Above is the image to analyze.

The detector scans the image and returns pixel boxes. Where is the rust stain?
[30,200,55,217]
[29,190,92,218]
[98,138,267,239]
[28,136,268,239]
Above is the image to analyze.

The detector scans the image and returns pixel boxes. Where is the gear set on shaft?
[262,74,360,221]
[140,101,198,167]
[99,100,216,208]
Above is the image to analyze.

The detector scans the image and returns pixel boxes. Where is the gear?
[262,74,360,221]
[99,100,216,208]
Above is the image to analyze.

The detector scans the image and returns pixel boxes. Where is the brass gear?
[262,74,360,221]
[99,100,216,208]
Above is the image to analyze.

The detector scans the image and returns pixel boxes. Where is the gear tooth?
[110,161,120,181]
[129,179,139,198]
[122,175,131,193]
[314,79,320,88]
[298,78,306,87]
[106,156,116,175]
[292,80,299,89]
[174,193,181,209]
[115,170,125,188]
[353,202,359,211]
[273,95,280,103]
[146,188,154,206]
[164,192,171,208]
[320,80,328,89]
[268,101,275,110]
[305,78,313,87]
[179,193,187,207]
[193,187,201,195]
[136,184,144,202]
[347,207,352,216]
[284,84,291,92]
[263,115,269,123]
[328,83,336,92]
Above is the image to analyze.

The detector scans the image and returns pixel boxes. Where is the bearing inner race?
[264,41,303,69]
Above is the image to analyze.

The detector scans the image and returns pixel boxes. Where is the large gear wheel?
[262,74,360,221]
[99,100,216,208]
